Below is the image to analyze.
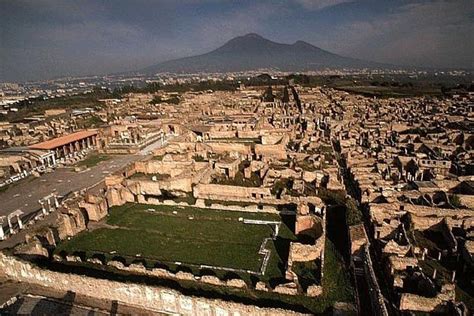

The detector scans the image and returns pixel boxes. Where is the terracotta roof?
[29,130,97,150]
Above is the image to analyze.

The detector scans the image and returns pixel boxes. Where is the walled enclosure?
[0,253,307,316]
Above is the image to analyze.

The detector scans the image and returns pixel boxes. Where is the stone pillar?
[87,137,91,148]
[0,225,4,240]
[7,217,13,233]
[54,195,59,208]
[47,198,52,212]
[39,200,47,215]
[69,143,75,156]
[17,215,23,230]
[51,154,56,166]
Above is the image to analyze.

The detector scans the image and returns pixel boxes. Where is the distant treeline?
[112,80,238,96]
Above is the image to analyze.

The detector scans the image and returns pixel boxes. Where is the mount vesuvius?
[142,33,386,74]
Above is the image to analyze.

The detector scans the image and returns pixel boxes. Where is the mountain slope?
[142,33,385,74]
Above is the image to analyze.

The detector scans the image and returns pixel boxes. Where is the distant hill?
[142,33,387,74]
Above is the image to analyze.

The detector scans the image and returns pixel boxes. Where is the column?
[17,215,23,230]
[47,198,52,213]
[87,137,91,148]
[54,195,59,208]
[0,225,4,240]
[39,200,47,215]
[51,154,56,166]
[7,217,13,233]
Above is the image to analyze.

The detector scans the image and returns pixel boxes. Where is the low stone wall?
[399,293,443,312]
[194,183,272,202]
[362,245,389,316]
[0,253,307,316]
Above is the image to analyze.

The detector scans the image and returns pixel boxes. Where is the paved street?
[0,154,140,218]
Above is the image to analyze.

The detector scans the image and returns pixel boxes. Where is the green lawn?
[76,154,110,168]
[53,205,355,314]
[56,203,286,274]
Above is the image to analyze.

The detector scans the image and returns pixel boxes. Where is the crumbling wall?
[194,183,272,201]
[399,293,443,312]
[127,177,193,195]
[106,186,135,208]
[56,207,87,240]
[135,160,195,177]
[205,143,251,156]
[0,253,306,316]
[79,193,108,221]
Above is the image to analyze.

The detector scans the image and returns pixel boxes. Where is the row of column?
[0,211,23,240]
[0,194,59,240]
[39,194,60,215]
[56,135,97,159]
[41,153,56,167]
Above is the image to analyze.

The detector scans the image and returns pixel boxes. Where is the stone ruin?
[283,202,325,297]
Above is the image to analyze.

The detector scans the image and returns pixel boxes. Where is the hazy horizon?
[1,0,473,82]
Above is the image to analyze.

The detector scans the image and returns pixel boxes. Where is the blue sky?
[1,0,473,81]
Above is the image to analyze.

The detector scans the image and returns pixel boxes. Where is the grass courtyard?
[55,203,292,278]
[51,203,355,314]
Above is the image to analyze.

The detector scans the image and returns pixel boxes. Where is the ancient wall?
[0,253,306,316]
[208,130,237,139]
[399,293,443,313]
[135,160,195,177]
[237,130,261,139]
[205,143,251,156]
[194,184,272,202]
[255,144,287,160]
[127,177,193,195]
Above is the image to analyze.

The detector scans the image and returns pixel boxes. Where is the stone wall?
[255,144,287,160]
[399,293,443,313]
[205,143,251,156]
[0,253,307,316]
[194,184,272,202]
[134,159,197,177]
[127,177,194,195]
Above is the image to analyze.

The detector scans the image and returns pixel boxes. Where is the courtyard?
[55,203,295,280]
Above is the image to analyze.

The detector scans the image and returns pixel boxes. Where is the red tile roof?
[29,130,97,150]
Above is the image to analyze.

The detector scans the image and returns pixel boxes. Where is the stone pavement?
[0,154,140,218]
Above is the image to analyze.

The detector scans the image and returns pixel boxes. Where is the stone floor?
[0,153,144,250]
[0,154,141,218]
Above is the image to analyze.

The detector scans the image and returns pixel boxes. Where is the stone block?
[226,279,247,288]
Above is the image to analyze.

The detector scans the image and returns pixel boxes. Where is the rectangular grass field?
[56,203,284,272]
